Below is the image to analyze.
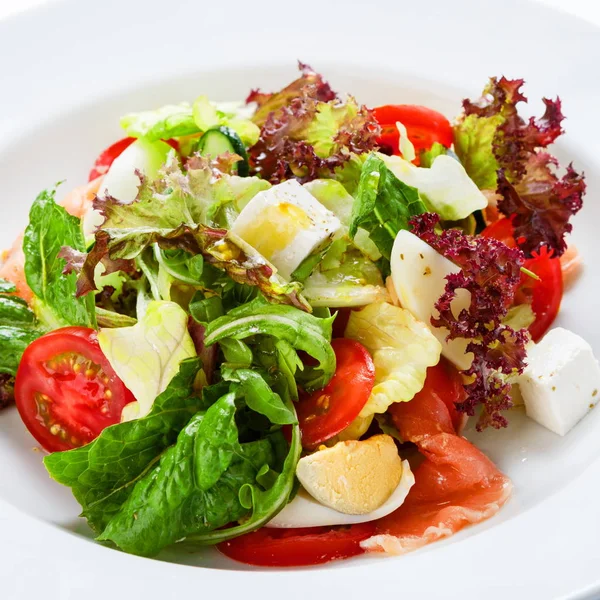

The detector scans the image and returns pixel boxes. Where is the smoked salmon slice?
[0,177,103,304]
[362,364,512,555]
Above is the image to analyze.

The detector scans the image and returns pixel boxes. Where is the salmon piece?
[560,244,582,291]
[362,373,512,555]
[0,177,103,304]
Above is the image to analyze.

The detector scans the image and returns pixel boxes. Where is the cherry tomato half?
[218,522,375,567]
[482,218,563,341]
[14,327,135,452]
[296,338,375,448]
[88,138,180,182]
[373,104,453,160]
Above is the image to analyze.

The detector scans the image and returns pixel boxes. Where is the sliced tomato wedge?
[373,104,453,160]
[88,137,136,181]
[296,338,375,448]
[482,218,563,341]
[88,137,180,182]
[14,327,135,452]
[218,522,375,567]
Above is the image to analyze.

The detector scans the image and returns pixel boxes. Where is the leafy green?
[97,413,275,556]
[97,301,196,419]
[44,358,203,532]
[303,247,389,308]
[204,298,336,391]
[189,292,224,324]
[95,307,137,328]
[193,392,239,490]
[120,103,199,140]
[223,367,297,425]
[193,96,260,147]
[23,188,95,329]
[349,154,427,260]
[381,153,488,221]
[84,158,307,311]
[419,142,448,168]
[453,113,504,189]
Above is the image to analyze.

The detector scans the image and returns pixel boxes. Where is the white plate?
[1,0,600,598]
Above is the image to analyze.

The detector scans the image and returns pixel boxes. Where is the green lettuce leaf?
[419,142,448,168]
[43,358,203,532]
[349,154,427,260]
[97,301,196,419]
[204,297,336,391]
[302,247,390,307]
[23,188,95,329]
[345,302,442,418]
[120,103,199,140]
[96,410,275,556]
[453,113,505,190]
[222,367,297,425]
[193,96,260,147]
[193,392,239,490]
[381,154,488,221]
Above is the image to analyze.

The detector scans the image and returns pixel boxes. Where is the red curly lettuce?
[411,212,528,430]
[454,77,585,258]
[247,62,380,183]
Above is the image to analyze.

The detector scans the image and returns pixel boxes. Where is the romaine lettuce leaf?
[97,301,196,419]
[23,188,95,329]
[345,302,442,417]
[44,358,203,532]
[349,154,427,261]
[97,410,276,556]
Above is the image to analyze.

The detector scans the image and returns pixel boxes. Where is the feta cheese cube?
[230,180,341,280]
[520,328,600,436]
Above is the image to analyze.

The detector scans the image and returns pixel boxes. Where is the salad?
[1,62,598,567]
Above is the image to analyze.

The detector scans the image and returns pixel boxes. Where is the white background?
[0,0,599,24]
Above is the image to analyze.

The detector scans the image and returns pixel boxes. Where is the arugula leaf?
[223,367,297,425]
[204,298,336,392]
[193,392,239,490]
[349,154,426,260]
[23,188,95,329]
[97,411,274,556]
[44,358,203,532]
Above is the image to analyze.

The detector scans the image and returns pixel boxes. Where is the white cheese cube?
[520,328,600,436]
[230,179,341,280]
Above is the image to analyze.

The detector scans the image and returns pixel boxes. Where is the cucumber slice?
[197,126,249,176]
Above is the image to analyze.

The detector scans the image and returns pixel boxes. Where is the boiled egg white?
[83,138,173,236]
[230,179,341,280]
[267,459,414,528]
[390,229,473,370]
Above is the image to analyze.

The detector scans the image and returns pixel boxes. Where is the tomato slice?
[373,104,453,160]
[14,327,135,452]
[88,137,136,181]
[482,218,563,341]
[218,522,375,567]
[88,137,180,182]
[296,338,375,448]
